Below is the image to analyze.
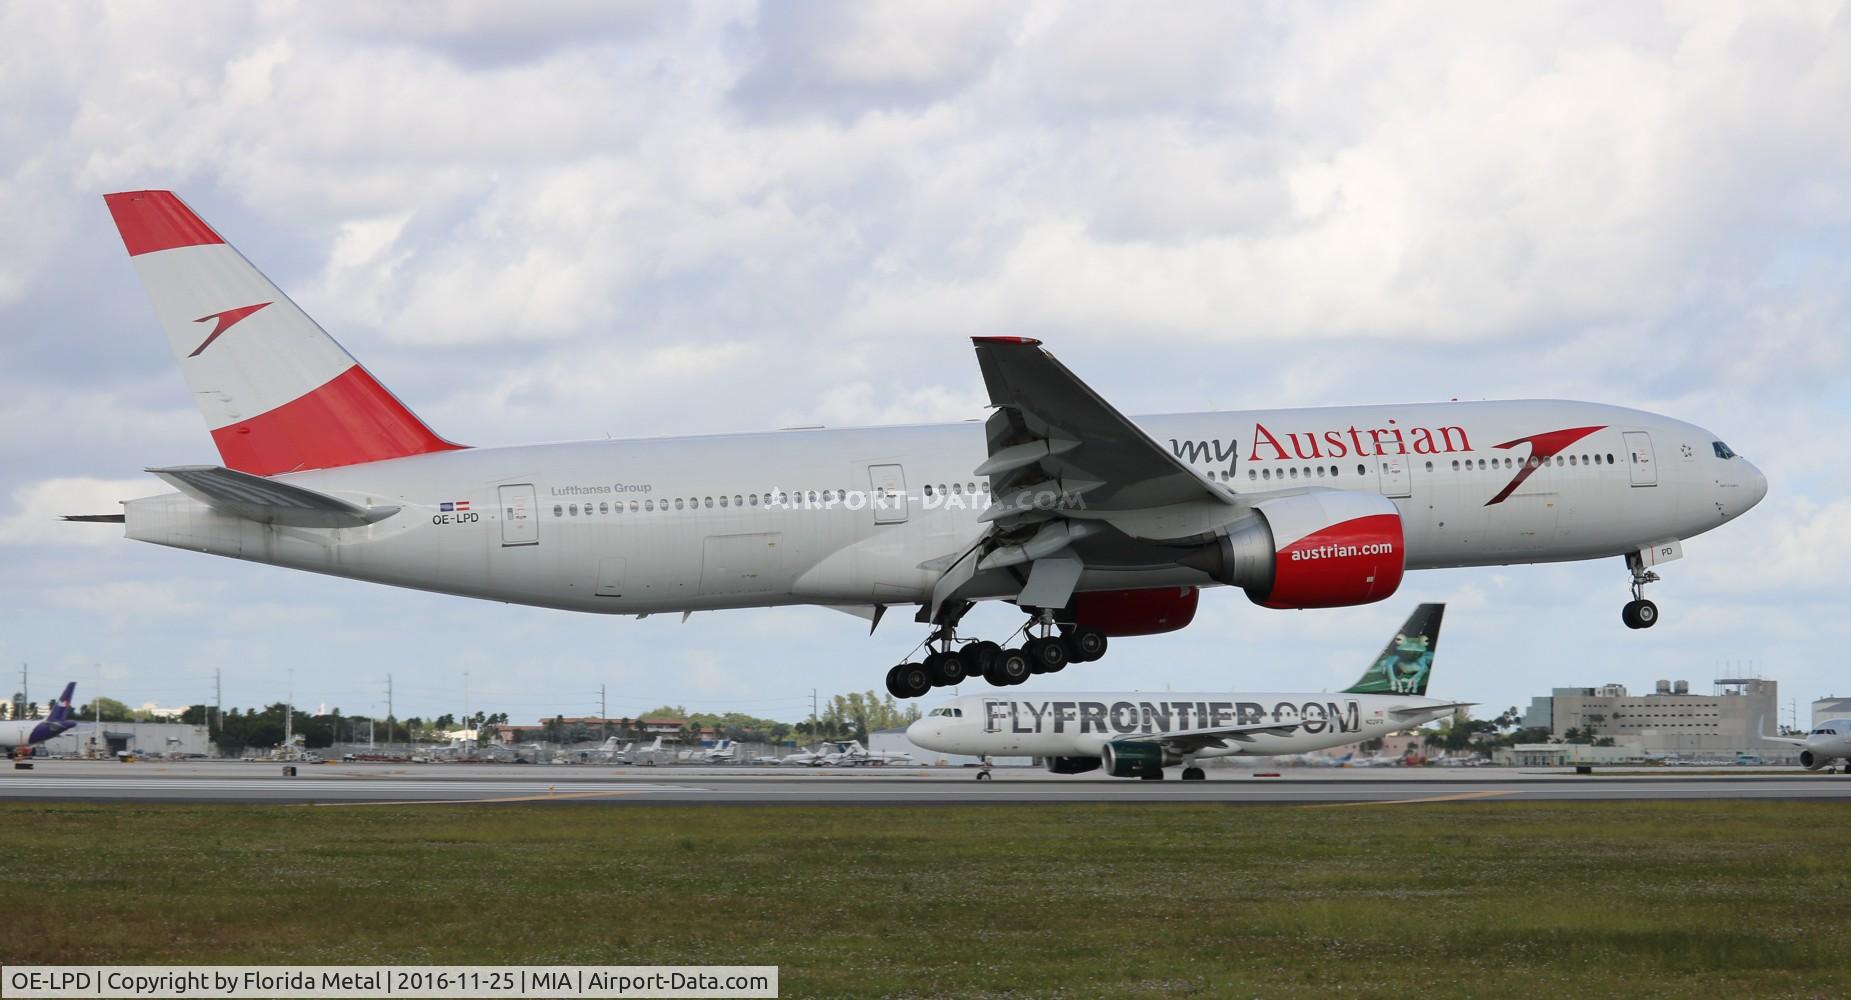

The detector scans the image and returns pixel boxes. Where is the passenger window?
[1356,463,1366,476]
[923,484,933,497]
[1451,460,1459,471]
[553,505,563,517]
[951,483,961,495]
[1606,453,1614,465]
[1262,469,1272,480]
[719,496,728,508]
[671,498,681,510]
[599,502,608,514]
[1249,470,1257,480]
[735,495,743,507]
[1317,466,1326,478]
[1424,461,1433,472]
[569,504,578,516]
[705,497,714,508]
[1289,467,1298,479]
[645,500,654,511]
[630,501,639,512]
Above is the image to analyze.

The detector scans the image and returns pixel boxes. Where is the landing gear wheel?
[895,662,932,699]
[1064,625,1108,663]
[884,665,907,699]
[985,648,1032,686]
[1181,767,1205,781]
[959,641,999,679]
[976,770,993,781]
[1024,636,1069,674]
[925,650,965,686]
[1633,599,1657,629]
[1621,599,1659,630]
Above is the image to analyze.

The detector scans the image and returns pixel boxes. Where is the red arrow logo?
[188,302,272,357]
[1485,425,1606,505]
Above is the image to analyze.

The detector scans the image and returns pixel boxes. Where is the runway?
[5,759,1850,804]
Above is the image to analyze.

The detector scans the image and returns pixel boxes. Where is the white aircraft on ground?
[1760,723,1851,773]
[86,192,1767,699]
[620,736,673,766]
[699,739,738,763]
[0,683,78,758]
[907,604,1467,780]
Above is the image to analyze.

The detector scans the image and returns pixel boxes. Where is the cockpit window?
[1713,441,1737,459]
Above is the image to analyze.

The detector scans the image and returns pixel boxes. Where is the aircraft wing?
[1117,718,1304,754]
[930,337,1245,620]
[970,337,1235,516]
[1759,730,1806,746]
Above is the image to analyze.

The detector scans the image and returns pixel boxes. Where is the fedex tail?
[102,191,460,476]
[1,682,79,756]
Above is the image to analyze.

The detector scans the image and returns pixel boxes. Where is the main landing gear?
[883,612,1111,699]
[1622,553,1660,630]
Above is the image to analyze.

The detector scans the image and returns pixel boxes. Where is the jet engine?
[1067,587,1199,637]
[1179,491,1405,609]
[1100,741,1177,778]
[1045,756,1102,775]
[1801,750,1828,771]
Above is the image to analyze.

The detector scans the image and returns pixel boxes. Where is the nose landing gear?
[1622,553,1660,630]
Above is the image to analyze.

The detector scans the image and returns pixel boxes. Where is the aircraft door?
[498,484,539,545]
[1623,432,1657,487]
[868,464,909,524]
[1378,456,1411,498]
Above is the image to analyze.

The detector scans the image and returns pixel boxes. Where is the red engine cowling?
[1069,587,1200,636]
[1247,492,1405,609]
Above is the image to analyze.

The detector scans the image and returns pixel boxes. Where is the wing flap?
[148,464,400,528]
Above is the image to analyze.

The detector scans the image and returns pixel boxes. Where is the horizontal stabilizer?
[147,465,400,528]
[61,513,126,523]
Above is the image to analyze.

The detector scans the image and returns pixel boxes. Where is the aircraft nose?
[1743,459,1768,510]
[906,717,944,751]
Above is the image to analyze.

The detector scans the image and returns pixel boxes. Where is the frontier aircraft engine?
[1179,491,1405,609]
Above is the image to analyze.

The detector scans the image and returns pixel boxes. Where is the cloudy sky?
[1,1,1846,728]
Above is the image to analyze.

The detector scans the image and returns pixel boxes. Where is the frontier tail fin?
[104,191,462,476]
[1343,603,1444,695]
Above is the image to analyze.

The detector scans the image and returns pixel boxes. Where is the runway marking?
[1306,789,1515,808]
[311,789,657,807]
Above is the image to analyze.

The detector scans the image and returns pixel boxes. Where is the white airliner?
[908,604,1461,780]
[86,192,1766,699]
[1760,723,1851,773]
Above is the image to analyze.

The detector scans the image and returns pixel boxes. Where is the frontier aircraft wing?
[1116,718,1305,755]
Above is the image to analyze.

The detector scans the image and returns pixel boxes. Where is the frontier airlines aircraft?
[84,192,1766,699]
[907,604,1461,779]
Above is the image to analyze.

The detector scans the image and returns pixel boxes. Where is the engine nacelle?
[1801,750,1827,771]
[1100,740,1178,778]
[1181,492,1405,609]
[1068,587,1199,637]
[1045,755,1102,775]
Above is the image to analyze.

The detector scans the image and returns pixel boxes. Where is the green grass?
[3,801,1847,998]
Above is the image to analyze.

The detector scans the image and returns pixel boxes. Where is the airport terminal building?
[1523,678,1783,758]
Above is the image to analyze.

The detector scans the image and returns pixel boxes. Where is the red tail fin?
[105,191,462,475]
